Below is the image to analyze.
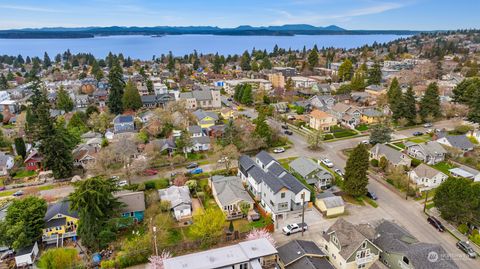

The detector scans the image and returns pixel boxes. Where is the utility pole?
[405,177,410,200]
[153,226,158,256]
[301,193,306,237]
[423,190,429,213]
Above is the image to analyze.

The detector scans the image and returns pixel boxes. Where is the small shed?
[315,192,345,217]
[15,242,39,267]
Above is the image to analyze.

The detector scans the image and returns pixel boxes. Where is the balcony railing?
[356,255,374,265]
[42,231,77,242]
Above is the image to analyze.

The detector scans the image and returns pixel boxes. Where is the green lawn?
[0,190,14,197]
[431,161,456,175]
[415,188,436,201]
[393,142,406,149]
[407,135,431,143]
[0,178,4,187]
[13,170,36,179]
[356,124,369,132]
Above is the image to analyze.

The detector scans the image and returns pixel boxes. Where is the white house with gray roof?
[370,143,411,168]
[210,175,254,220]
[289,156,333,189]
[435,134,474,153]
[408,164,448,190]
[238,151,311,222]
[159,186,192,222]
[178,88,221,109]
[163,238,277,269]
[405,141,447,165]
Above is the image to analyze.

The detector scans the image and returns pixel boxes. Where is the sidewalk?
[428,208,480,255]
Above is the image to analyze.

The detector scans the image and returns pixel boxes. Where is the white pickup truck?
[282,223,308,235]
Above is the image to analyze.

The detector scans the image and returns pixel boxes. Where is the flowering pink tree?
[246,228,276,247]
[148,250,172,269]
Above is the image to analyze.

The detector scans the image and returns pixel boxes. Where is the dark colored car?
[284,130,293,135]
[366,191,377,200]
[186,162,198,169]
[413,131,424,136]
[456,240,476,258]
[281,124,289,130]
[427,216,445,232]
[0,186,6,191]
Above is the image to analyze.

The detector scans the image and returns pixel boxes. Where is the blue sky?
[0,0,479,30]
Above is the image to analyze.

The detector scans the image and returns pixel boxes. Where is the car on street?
[281,124,289,129]
[456,241,476,258]
[117,180,128,187]
[427,216,445,232]
[366,190,377,200]
[217,157,229,163]
[321,158,334,168]
[413,131,424,136]
[282,223,308,235]
[187,168,203,175]
[361,140,370,145]
[284,130,293,135]
[142,169,158,176]
[273,147,285,153]
[186,162,198,169]
[287,115,296,120]
[334,168,344,177]
[423,123,433,128]
[0,186,5,191]
[12,190,24,197]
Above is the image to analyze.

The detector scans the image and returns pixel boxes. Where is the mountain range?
[0,24,420,39]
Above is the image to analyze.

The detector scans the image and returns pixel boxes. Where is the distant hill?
[0,24,420,39]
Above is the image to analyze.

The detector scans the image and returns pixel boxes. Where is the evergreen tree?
[122,80,142,111]
[67,111,88,133]
[419,82,441,120]
[240,51,251,71]
[14,137,26,160]
[240,85,253,105]
[56,86,74,112]
[369,124,392,145]
[213,53,222,74]
[167,52,175,73]
[261,57,272,70]
[467,90,480,124]
[402,86,417,125]
[0,74,8,90]
[367,62,382,85]
[43,52,52,69]
[350,70,366,91]
[107,60,125,115]
[307,47,319,70]
[253,113,272,146]
[344,143,369,197]
[91,60,103,80]
[146,80,154,94]
[387,78,403,121]
[338,59,354,81]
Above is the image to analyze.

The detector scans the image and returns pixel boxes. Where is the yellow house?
[360,108,384,124]
[42,200,79,243]
[193,109,219,129]
[309,109,337,132]
[220,108,237,120]
[315,192,345,217]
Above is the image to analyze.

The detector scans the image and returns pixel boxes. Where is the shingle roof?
[322,196,345,209]
[289,157,321,178]
[193,109,219,121]
[239,155,256,173]
[406,141,447,156]
[159,186,192,209]
[255,150,276,166]
[371,144,410,165]
[324,219,376,259]
[412,164,445,179]
[277,240,326,266]
[114,115,134,124]
[44,200,78,221]
[114,191,146,213]
[211,175,253,207]
[188,125,203,134]
[288,257,335,269]
[443,135,474,150]
[45,217,66,228]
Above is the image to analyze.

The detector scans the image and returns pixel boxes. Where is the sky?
[0,0,479,30]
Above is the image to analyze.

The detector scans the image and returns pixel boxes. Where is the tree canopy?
[343,143,369,197]
[122,80,143,111]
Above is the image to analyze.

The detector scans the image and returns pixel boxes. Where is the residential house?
[0,152,14,176]
[192,109,219,129]
[186,136,211,152]
[147,138,176,155]
[315,191,345,217]
[210,175,254,220]
[188,125,204,137]
[14,242,39,268]
[24,149,42,171]
[322,219,381,269]
[308,95,335,111]
[220,107,237,119]
[159,186,192,223]
[178,88,221,109]
[449,166,480,182]
[374,220,458,269]
[72,144,98,168]
[361,109,384,124]
[163,238,278,269]
[75,94,89,108]
[405,141,447,165]
[408,164,448,190]
[42,200,79,244]
[238,151,311,222]
[365,85,386,97]
[370,144,412,168]
[113,115,135,133]
[309,110,337,132]
[114,191,146,222]
[289,157,333,189]
[277,240,335,269]
[435,134,474,153]
[329,103,362,129]
[291,76,317,88]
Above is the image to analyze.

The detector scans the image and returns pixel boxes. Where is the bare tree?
[214,144,240,172]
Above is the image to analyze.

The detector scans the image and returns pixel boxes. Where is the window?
[239,263,248,269]
[362,242,367,249]
[402,256,410,265]
[281,192,285,198]
[130,212,134,217]
[357,264,366,269]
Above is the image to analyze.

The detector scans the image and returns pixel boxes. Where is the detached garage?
[315,192,345,217]
[15,242,39,268]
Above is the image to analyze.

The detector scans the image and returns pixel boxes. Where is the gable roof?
[44,200,78,221]
[405,141,447,155]
[441,135,474,149]
[193,109,219,121]
[412,164,446,179]
[255,150,276,166]
[310,109,333,119]
[114,191,146,213]
[211,175,253,206]
[159,186,192,209]
[371,144,410,165]
[277,240,334,269]
[114,115,134,124]
[289,157,322,178]
[324,219,377,259]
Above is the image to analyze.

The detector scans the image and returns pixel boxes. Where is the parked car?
[0,186,6,191]
[281,124,289,130]
[217,157,229,163]
[321,158,334,168]
[273,147,285,153]
[186,162,198,169]
[188,168,203,175]
[423,123,433,128]
[117,180,128,187]
[287,115,296,120]
[170,172,180,178]
[361,140,370,145]
[284,130,293,135]
[456,241,476,258]
[413,131,424,136]
[366,191,377,200]
[0,250,14,261]
[12,190,24,197]
[427,216,445,232]
[282,223,308,235]
[334,168,344,177]
[143,169,158,176]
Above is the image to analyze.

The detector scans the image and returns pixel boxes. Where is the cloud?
[0,4,63,13]
[269,1,405,25]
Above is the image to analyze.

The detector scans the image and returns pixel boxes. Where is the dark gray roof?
[141,95,157,103]
[288,256,335,269]
[188,125,203,134]
[443,135,474,150]
[192,136,211,145]
[324,219,376,259]
[114,115,134,124]
[248,166,267,184]
[44,217,66,228]
[15,243,36,256]
[277,173,308,194]
[277,240,326,266]
[44,200,78,221]
[267,162,286,177]
[255,150,275,166]
[239,155,256,173]
[211,176,253,206]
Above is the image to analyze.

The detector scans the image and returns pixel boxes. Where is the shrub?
[411,158,422,167]
[100,260,116,269]
[370,159,379,167]
[324,134,334,140]
[458,223,469,234]
[144,181,156,190]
